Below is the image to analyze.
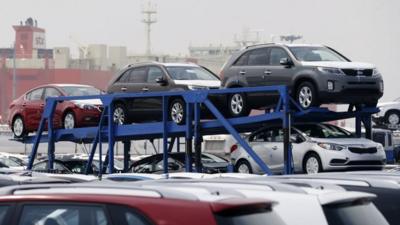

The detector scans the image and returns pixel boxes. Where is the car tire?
[12,116,26,138]
[296,82,318,109]
[228,93,250,117]
[113,103,128,125]
[384,110,400,125]
[235,160,253,174]
[63,111,76,129]
[169,98,186,125]
[303,153,322,174]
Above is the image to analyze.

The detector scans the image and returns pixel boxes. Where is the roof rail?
[245,43,276,49]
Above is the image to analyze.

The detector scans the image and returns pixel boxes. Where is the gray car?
[106,62,221,124]
[220,43,384,117]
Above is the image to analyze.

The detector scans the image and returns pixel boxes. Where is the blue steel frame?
[23,85,378,175]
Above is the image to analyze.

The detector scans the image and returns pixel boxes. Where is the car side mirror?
[280,58,293,67]
[155,77,168,86]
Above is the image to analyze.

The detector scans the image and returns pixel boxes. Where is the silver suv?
[220,43,384,117]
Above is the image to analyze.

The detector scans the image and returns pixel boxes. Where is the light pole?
[12,42,16,99]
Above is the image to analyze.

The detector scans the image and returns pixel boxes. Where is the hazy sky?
[0,0,399,101]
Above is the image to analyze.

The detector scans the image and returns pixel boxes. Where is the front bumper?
[316,73,383,104]
[74,108,102,127]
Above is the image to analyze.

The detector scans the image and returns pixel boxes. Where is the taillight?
[230,144,238,153]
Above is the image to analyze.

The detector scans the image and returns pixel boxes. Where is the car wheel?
[12,116,26,138]
[303,153,322,174]
[228,93,250,117]
[63,111,76,129]
[296,82,318,109]
[169,98,186,125]
[385,110,400,125]
[235,160,253,174]
[113,103,127,125]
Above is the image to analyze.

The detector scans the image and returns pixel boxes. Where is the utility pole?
[142,2,157,56]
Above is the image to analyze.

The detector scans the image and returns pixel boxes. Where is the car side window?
[273,128,285,142]
[269,48,290,65]
[18,204,109,225]
[251,129,274,142]
[27,88,44,101]
[44,88,61,99]
[234,52,250,66]
[129,67,148,83]
[247,48,268,66]
[32,162,47,170]
[117,70,133,83]
[0,205,10,225]
[147,67,164,83]
[108,205,152,225]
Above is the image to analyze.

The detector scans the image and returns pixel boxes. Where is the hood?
[310,137,379,146]
[71,99,103,105]
[301,61,375,69]
[173,80,221,87]
[377,101,400,108]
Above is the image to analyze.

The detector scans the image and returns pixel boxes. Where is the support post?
[185,103,193,172]
[194,103,202,173]
[107,101,115,174]
[355,115,362,138]
[47,103,55,171]
[162,96,169,174]
[123,141,131,172]
[282,88,293,175]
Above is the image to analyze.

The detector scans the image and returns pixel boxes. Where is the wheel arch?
[293,76,319,94]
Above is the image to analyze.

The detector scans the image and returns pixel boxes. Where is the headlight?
[372,68,380,76]
[77,103,96,110]
[377,144,384,152]
[317,143,346,151]
[317,67,345,75]
[188,85,209,90]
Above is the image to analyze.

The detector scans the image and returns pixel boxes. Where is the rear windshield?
[323,201,389,225]
[216,209,285,225]
[166,66,219,81]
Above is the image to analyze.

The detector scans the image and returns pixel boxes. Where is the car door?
[264,47,295,87]
[43,87,63,128]
[24,88,45,130]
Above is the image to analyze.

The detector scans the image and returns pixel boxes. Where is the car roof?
[124,62,200,69]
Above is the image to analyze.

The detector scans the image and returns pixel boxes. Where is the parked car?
[106,62,221,124]
[220,43,383,116]
[373,97,400,126]
[0,155,25,170]
[230,123,386,174]
[32,157,124,174]
[8,84,103,138]
[130,152,229,174]
[0,183,284,225]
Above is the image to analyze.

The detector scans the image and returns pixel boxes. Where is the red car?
[8,84,103,138]
[0,184,283,225]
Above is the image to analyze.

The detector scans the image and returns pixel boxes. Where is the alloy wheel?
[388,113,400,125]
[299,86,313,108]
[13,117,24,137]
[170,102,184,124]
[237,163,250,173]
[64,113,75,129]
[305,157,320,174]
[230,94,244,115]
[113,107,125,125]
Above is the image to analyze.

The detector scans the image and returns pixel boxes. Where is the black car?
[220,43,383,116]
[106,62,221,124]
[129,152,229,174]
[32,157,124,174]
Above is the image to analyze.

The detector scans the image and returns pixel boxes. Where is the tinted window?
[130,67,147,83]
[250,128,283,142]
[216,209,285,225]
[269,48,289,65]
[247,49,268,66]
[234,52,249,66]
[108,205,152,225]
[166,66,219,81]
[59,86,101,96]
[44,88,61,99]
[117,70,132,83]
[0,206,9,225]
[289,46,348,62]
[0,157,21,167]
[27,88,44,101]
[147,67,164,83]
[323,201,389,225]
[296,124,353,138]
[18,205,109,225]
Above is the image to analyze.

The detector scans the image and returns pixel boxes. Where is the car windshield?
[60,86,101,96]
[166,66,219,81]
[289,46,348,62]
[323,201,389,225]
[295,124,354,138]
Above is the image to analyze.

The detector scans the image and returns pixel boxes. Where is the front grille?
[341,69,373,76]
[346,160,384,166]
[348,147,377,154]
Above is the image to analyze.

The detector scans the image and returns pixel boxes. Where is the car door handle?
[272,146,278,150]
[142,87,149,92]
[239,70,246,75]
[264,70,272,75]
[121,87,127,92]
